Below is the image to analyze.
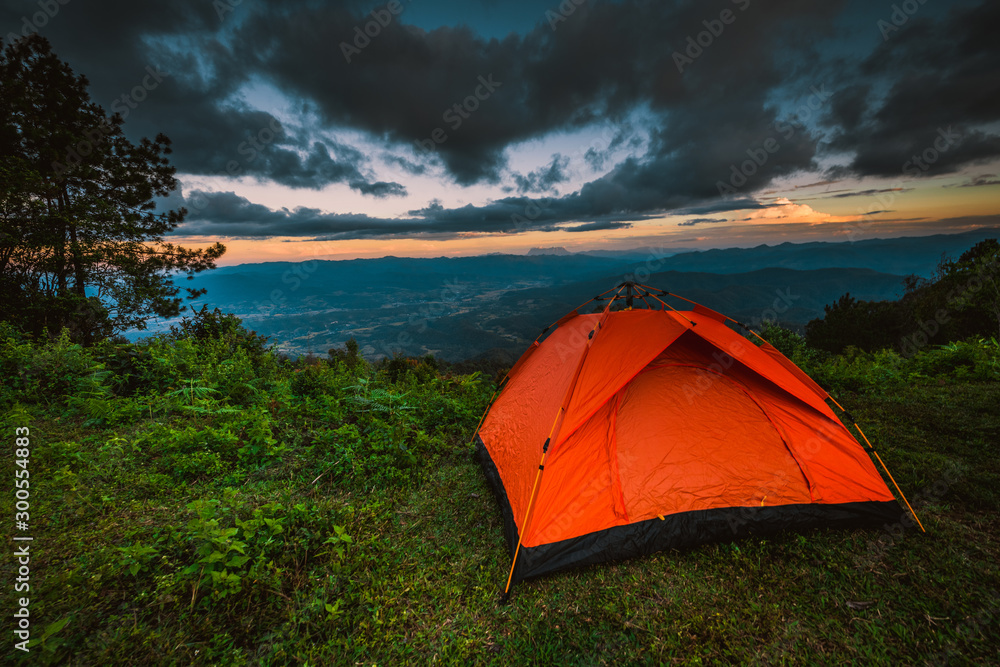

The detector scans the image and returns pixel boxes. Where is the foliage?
[1,315,998,665]
[0,35,225,343]
[804,294,904,354]
[806,239,1000,354]
[329,336,364,370]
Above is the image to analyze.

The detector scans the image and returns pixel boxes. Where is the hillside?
[2,316,997,664]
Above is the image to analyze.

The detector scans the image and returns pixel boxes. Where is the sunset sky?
[4,0,999,264]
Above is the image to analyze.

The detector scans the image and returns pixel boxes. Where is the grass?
[1,328,999,665]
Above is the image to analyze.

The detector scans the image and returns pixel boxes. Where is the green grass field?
[1,324,998,665]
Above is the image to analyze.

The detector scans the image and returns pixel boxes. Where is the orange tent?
[475,282,918,596]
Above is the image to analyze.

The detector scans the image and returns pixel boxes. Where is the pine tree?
[0,35,225,342]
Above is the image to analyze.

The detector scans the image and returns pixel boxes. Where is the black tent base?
[475,436,904,588]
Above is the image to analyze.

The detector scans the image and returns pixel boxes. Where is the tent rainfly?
[473,282,923,599]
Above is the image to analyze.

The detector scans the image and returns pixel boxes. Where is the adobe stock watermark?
[716,84,832,196]
[620,247,674,286]
[213,0,243,22]
[678,288,799,405]
[50,64,170,179]
[895,253,1000,358]
[375,278,471,358]
[186,117,286,216]
[340,0,413,63]
[414,74,503,155]
[724,418,854,535]
[534,474,607,544]
[509,197,553,233]
[545,0,587,31]
[4,0,71,45]
[844,126,961,242]
[902,127,960,177]
[672,0,752,74]
[877,0,930,42]
[222,117,285,179]
[680,339,754,405]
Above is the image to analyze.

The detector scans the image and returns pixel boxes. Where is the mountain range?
[154,228,999,360]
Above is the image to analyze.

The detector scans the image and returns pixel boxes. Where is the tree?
[936,239,1000,338]
[0,35,224,342]
[806,240,1000,354]
[804,293,904,354]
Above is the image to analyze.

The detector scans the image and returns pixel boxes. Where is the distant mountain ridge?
[574,227,1000,276]
[151,228,999,359]
[525,246,572,256]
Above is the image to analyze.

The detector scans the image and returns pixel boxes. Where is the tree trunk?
[68,221,86,297]
[50,194,68,297]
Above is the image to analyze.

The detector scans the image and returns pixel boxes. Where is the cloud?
[178,190,570,238]
[737,198,862,224]
[677,200,775,216]
[825,187,911,199]
[350,180,408,198]
[824,2,1000,177]
[513,154,570,193]
[678,218,727,227]
[0,2,406,195]
[226,0,841,192]
[9,0,998,235]
[957,174,1000,187]
[792,180,842,190]
[381,153,428,176]
[584,146,608,171]
[562,220,632,233]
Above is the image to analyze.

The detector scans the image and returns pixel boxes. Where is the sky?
[3,0,1000,264]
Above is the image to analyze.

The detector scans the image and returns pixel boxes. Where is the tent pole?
[632,288,695,324]
[829,397,926,533]
[854,421,926,533]
[501,293,621,600]
[483,286,622,458]
[502,446,550,600]
[636,282,926,535]
[531,286,622,343]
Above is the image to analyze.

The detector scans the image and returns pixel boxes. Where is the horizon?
[200,225,1000,268]
[4,0,999,265]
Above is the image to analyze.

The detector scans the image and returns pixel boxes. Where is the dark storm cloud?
[231,0,842,194]
[584,147,608,171]
[178,190,430,238]
[513,154,570,193]
[562,220,632,233]
[678,218,727,227]
[0,0,405,194]
[825,187,912,199]
[826,1,1000,177]
[179,190,566,238]
[9,0,998,238]
[956,174,1000,188]
[381,153,429,175]
[677,200,775,216]
[178,185,657,239]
